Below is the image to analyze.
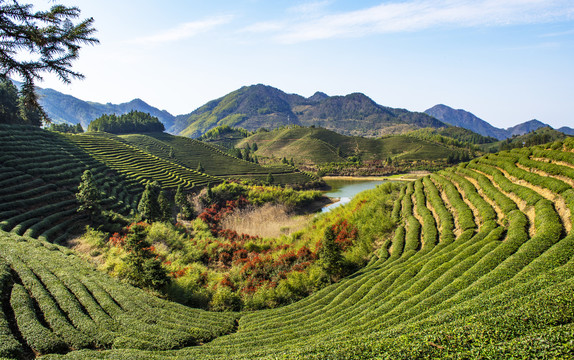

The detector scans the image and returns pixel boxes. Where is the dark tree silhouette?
[0,1,98,123]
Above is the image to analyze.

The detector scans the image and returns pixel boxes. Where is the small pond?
[322,179,387,213]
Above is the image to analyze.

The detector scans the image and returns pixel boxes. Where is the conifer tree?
[266,173,274,184]
[76,170,101,219]
[0,78,21,123]
[0,1,98,122]
[138,181,161,222]
[122,223,168,290]
[197,161,205,172]
[157,190,172,222]
[175,184,194,219]
[319,226,344,280]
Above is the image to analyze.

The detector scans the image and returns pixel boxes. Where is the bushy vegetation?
[0,230,238,357]
[47,123,84,133]
[407,126,497,145]
[65,132,220,190]
[72,181,401,312]
[234,125,476,176]
[87,111,165,134]
[0,79,43,126]
[197,125,253,148]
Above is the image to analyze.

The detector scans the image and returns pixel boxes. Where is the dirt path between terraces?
[522,160,574,188]
[411,193,425,249]
[448,175,482,229]
[460,173,505,226]
[430,177,463,239]
[532,157,574,171]
[496,165,572,235]
[472,168,537,237]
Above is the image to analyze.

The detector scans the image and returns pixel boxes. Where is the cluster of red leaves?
[109,232,126,246]
[108,221,149,247]
[198,197,249,235]
[331,219,359,251]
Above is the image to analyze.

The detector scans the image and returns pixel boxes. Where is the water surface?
[322,179,386,213]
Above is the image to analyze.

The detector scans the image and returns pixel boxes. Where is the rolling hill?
[172,84,446,138]
[1,134,573,358]
[232,126,471,165]
[114,132,314,184]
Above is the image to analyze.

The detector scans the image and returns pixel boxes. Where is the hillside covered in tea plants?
[0,128,573,358]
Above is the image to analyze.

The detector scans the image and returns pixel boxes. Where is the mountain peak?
[425,104,508,140]
[308,91,329,102]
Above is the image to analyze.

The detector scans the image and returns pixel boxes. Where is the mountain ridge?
[425,104,573,139]
[12,80,175,130]
[174,84,446,138]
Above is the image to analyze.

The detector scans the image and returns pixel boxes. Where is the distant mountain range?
[172,84,445,138]
[13,80,175,130]
[425,104,574,139]
[18,81,573,139]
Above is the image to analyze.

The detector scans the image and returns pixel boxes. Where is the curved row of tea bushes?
[0,125,144,243]
[0,230,239,356]
[7,140,574,359]
[65,134,221,190]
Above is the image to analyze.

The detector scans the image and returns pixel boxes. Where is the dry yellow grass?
[220,203,314,238]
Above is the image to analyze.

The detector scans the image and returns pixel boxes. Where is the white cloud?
[134,15,234,44]
[242,20,287,34]
[265,0,574,43]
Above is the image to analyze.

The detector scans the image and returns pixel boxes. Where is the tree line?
[87,111,165,134]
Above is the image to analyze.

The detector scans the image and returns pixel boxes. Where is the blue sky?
[27,0,574,129]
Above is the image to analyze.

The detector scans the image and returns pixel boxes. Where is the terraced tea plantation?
[0,125,143,244]
[64,133,221,190]
[112,132,314,185]
[1,130,574,359]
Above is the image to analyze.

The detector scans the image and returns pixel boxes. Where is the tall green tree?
[319,226,344,281]
[138,181,161,222]
[0,1,98,123]
[0,78,21,123]
[122,223,168,290]
[175,184,194,219]
[76,170,101,219]
[157,190,172,222]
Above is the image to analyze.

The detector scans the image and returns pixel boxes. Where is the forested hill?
[172,84,446,138]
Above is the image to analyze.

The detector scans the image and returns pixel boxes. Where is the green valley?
[1,2,573,358]
[1,128,573,359]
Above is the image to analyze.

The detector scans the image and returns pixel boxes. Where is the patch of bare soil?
[220,203,314,239]
[532,157,574,170]
[498,165,572,235]
[472,168,537,237]
[430,177,462,239]
[411,193,425,247]
[448,176,482,229]
[69,237,105,267]
[460,172,505,226]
